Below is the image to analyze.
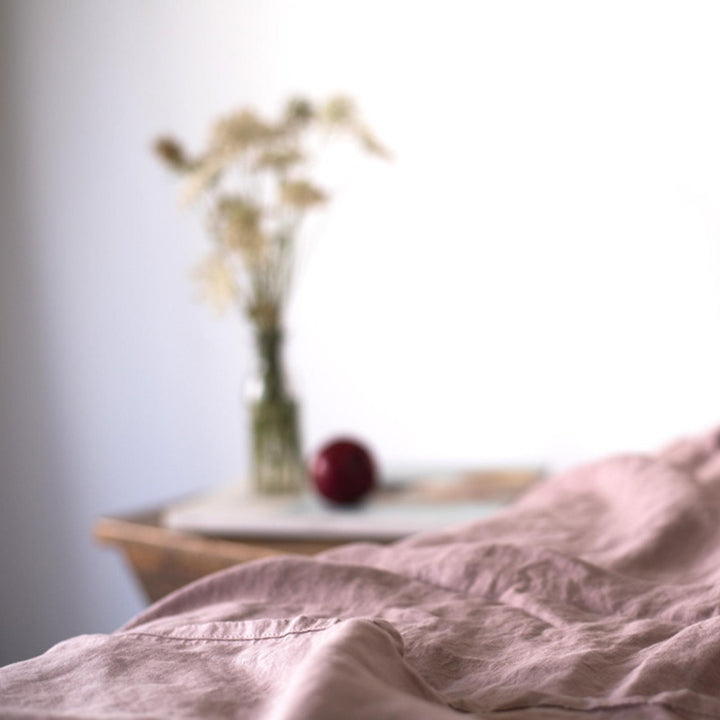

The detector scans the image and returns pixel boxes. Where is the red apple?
[310,438,377,505]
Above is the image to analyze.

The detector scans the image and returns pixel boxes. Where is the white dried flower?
[322,96,357,125]
[216,196,266,264]
[209,110,275,154]
[192,254,238,313]
[281,180,327,208]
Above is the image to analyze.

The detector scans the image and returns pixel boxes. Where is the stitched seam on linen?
[123,623,340,643]
[491,699,720,718]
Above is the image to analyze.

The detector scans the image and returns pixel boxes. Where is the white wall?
[2,0,720,664]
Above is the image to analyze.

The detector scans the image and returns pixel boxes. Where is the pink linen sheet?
[4,429,720,718]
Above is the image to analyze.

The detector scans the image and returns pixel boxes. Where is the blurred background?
[2,0,720,665]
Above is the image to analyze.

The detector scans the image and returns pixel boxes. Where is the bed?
[2,429,720,719]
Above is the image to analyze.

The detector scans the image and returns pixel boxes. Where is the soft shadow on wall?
[0,4,100,665]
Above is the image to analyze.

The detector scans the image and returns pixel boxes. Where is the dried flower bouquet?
[155,96,387,494]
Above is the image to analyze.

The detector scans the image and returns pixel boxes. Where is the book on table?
[163,468,542,542]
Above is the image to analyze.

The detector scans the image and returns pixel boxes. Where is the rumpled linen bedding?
[4,430,720,719]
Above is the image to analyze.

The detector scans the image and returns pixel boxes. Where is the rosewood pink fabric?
[4,429,720,718]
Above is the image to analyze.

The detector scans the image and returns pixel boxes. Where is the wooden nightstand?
[94,509,356,602]
[95,469,540,603]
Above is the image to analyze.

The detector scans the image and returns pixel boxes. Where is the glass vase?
[247,326,305,495]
